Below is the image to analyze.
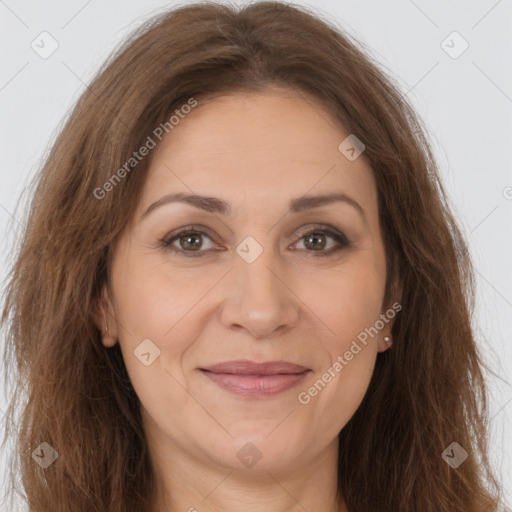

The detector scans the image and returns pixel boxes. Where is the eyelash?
[160,224,350,258]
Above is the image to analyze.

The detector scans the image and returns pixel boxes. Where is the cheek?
[111,252,207,341]
[298,338,377,440]
[112,264,200,435]
[331,349,376,430]
[301,256,385,346]
[296,259,383,430]
[109,257,199,403]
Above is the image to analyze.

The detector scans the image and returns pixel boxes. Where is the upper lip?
[200,360,310,376]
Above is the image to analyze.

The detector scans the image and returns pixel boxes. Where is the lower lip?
[201,370,310,398]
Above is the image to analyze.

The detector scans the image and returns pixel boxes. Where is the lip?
[199,360,311,398]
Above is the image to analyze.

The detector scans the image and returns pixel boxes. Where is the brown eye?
[303,232,328,251]
[292,226,350,257]
[176,232,204,251]
[160,224,350,258]
[161,226,217,257]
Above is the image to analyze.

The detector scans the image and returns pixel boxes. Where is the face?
[99,88,394,475]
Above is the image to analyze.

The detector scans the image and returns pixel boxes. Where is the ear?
[91,285,119,348]
[377,274,403,353]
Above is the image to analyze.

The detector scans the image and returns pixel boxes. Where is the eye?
[160,225,218,257]
[160,223,350,257]
[290,224,350,257]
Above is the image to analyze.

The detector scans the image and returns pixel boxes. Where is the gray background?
[1,0,511,508]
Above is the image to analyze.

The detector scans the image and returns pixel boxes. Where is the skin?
[96,86,397,512]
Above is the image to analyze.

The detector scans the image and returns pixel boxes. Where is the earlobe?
[378,274,402,353]
[378,334,393,353]
[101,311,117,348]
[92,286,118,347]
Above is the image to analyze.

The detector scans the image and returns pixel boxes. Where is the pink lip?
[199,360,311,398]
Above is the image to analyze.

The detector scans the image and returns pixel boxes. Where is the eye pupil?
[180,233,202,251]
[304,232,326,251]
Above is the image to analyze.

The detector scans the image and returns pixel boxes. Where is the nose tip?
[228,301,297,339]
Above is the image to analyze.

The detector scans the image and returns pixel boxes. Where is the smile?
[199,360,311,398]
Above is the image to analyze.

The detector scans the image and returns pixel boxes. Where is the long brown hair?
[1,1,502,511]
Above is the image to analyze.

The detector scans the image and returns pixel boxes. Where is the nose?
[219,248,300,339]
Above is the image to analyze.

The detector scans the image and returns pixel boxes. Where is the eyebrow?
[141,192,365,220]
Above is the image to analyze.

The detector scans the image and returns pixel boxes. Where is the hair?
[0,1,502,511]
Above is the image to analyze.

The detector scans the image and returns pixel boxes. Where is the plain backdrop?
[1,0,511,508]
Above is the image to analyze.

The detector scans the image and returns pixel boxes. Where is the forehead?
[138,89,377,218]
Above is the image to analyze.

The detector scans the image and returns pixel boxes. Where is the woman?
[1,1,503,511]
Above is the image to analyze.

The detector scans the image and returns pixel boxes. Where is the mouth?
[199,360,311,398]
